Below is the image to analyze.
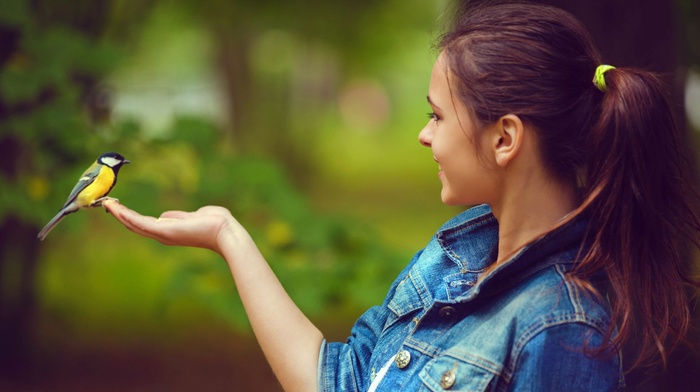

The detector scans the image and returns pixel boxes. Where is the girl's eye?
[427,112,440,122]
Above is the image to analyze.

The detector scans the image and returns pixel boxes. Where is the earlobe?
[493,114,524,168]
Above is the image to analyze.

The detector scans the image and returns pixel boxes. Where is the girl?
[105,2,699,391]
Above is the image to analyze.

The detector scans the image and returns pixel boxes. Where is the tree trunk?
[0,137,40,379]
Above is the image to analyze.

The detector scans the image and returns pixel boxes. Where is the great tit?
[37,152,130,241]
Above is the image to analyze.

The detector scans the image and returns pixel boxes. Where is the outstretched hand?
[104,202,322,391]
[103,200,238,255]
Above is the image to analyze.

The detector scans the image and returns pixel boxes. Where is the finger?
[104,201,152,228]
[107,203,143,225]
[102,201,186,245]
[103,199,123,214]
[109,204,170,230]
[104,202,137,227]
[108,205,163,237]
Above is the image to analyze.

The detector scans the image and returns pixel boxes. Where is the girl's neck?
[490,175,577,266]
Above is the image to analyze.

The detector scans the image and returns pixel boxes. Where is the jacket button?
[440,369,456,389]
[439,306,456,318]
[395,350,411,369]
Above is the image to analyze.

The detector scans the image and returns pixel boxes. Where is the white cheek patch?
[101,156,121,167]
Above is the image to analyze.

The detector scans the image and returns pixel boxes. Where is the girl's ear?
[492,114,524,168]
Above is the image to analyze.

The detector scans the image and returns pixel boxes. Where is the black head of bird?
[98,152,130,171]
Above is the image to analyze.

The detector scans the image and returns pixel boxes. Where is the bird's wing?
[62,162,102,208]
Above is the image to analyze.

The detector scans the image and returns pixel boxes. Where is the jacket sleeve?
[317,250,424,392]
[507,322,624,391]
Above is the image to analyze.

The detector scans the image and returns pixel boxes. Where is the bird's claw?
[91,196,119,208]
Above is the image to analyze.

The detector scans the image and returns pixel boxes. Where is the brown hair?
[440,2,700,370]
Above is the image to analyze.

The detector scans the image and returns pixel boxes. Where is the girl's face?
[418,53,499,206]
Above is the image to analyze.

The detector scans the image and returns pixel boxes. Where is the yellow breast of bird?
[76,166,115,207]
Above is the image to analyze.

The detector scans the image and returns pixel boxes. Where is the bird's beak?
[123,160,131,164]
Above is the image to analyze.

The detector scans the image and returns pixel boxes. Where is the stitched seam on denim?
[514,313,608,352]
[444,272,479,302]
[439,242,492,271]
[327,344,334,392]
[443,270,481,281]
[403,312,457,357]
[504,317,610,385]
[388,274,423,318]
[420,356,497,391]
[432,348,503,376]
[418,361,439,392]
[557,264,586,319]
[346,350,360,392]
[410,268,433,309]
[439,210,495,236]
[437,241,468,270]
[404,337,443,358]
[438,212,496,268]
[444,272,481,286]
[617,350,626,389]
[403,337,504,377]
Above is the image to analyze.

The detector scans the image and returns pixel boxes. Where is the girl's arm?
[104,201,323,392]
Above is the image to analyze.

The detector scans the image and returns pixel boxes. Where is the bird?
[37,152,130,241]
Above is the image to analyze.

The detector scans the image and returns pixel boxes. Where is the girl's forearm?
[218,222,323,392]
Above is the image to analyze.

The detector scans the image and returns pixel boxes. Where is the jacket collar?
[436,204,590,303]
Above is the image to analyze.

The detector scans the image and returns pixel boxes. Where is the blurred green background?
[1,0,699,391]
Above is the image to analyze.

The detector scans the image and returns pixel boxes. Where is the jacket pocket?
[419,355,497,392]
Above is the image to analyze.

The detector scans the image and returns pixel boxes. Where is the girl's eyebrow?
[426,95,441,110]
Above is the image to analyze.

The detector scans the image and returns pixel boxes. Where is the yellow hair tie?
[593,64,616,92]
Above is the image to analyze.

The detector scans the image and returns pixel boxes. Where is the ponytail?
[439,2,700,370]
[576,67,700,369]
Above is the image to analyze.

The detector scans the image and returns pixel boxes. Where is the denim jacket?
[318,205,624,391]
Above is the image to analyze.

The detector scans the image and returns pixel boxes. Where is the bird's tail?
[37,209,71,241]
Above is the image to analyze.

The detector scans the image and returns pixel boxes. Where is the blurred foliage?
[678,0,700,67]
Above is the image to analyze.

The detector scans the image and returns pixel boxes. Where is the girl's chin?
[440,190,459,206]
[440,187,475,207]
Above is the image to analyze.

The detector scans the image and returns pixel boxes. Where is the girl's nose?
[418,125,433,147]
